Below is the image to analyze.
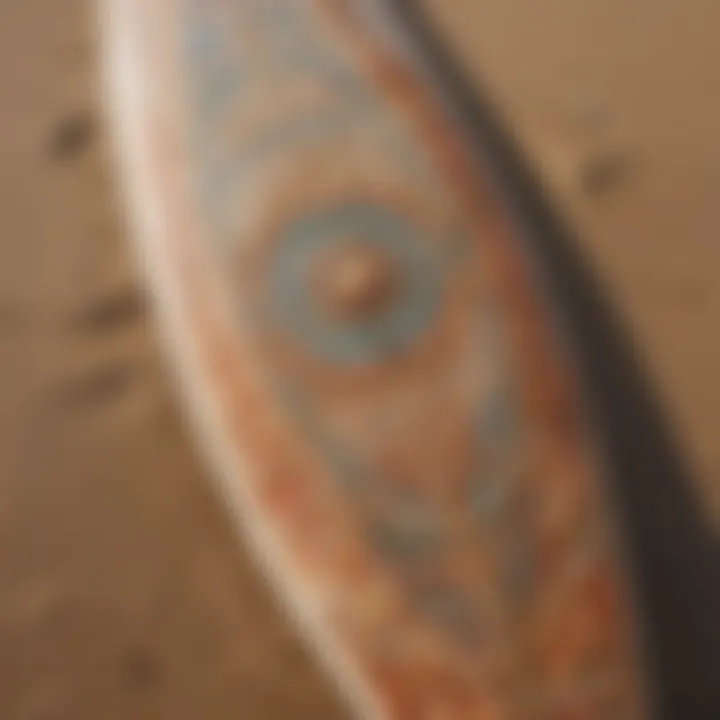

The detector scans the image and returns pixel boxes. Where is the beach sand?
[0,0,717,717]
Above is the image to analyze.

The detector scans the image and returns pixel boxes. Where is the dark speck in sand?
[120,647,165,690]
[47,113,95,161]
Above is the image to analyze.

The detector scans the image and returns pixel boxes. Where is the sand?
[0,0,716,718]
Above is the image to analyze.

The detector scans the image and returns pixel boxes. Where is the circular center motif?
[264,202,444,366]
[313,241,398,322]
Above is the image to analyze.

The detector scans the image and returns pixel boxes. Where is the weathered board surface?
[102,0,649,717]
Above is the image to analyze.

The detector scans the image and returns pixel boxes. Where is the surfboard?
[101,0,651,716]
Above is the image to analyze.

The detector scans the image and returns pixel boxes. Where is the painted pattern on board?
[180,0,645,716]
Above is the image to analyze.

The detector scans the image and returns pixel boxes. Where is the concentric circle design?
[264,201,445,366]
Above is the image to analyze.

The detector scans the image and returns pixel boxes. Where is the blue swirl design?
[184,0,532,651]
[265,202,445,366]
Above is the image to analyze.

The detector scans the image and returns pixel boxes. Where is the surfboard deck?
[101,0,650,716]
